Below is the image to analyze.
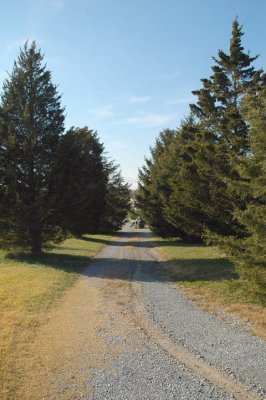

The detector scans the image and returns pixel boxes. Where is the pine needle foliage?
[0,42,65,253]
[210,86,266,296]
[137,19,266,291]
[50,127,108,236]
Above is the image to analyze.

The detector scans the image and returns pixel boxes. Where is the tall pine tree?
[163,117,210,241]
[100,166,130,231]
[0,42,65,253]
[188,18,265,237]
[137,19,265,244]
[137,129,186,237]
[214,85,266,292]
[51,127,107,236]
[51,127,130,235]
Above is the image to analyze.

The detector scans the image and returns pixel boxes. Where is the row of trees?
[0,42,130,254]
[136,19,265,283]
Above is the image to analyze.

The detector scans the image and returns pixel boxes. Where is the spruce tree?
[137,19,265,243]
[51,127,107,236]
[137,129,185,237]
[163,117,209,241]
[0,42,65,253]
[215,85,266,292]
[100,166,130,231]
[52,127,130,235]
[189,19,264,237]
[191,18,262,153]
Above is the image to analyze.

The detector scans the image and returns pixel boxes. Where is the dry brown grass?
[178,283,266,340]
[0,234,113,399]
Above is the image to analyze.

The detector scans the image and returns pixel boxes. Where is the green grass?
[0,233,114,399]
[153,236,266,339]
[154,237,236,280]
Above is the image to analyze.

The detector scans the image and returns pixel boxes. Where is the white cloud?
[51,0,65,9]
[127,178,138,190]
[128,95,151,103]
[108,140,128,149]
[87,105,115,118]
[165,97,194,106]
[160,70,181,79]
[32,0,65,14]
[6,37,35,52]
[118,112,176,127]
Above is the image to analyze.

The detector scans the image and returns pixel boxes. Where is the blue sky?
[1,1,266,188]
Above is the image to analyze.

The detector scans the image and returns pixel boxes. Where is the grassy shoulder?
[0,234,113,399]
[152,237,266,340]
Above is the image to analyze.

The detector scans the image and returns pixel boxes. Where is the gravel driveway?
[21,225,266,399]
[86,225,266,400]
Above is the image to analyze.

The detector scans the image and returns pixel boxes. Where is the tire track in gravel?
[90,225,265,400]
[125,229,266,400]
[87,230,234,400]
[130,263,259,400]
[17,225,265,400]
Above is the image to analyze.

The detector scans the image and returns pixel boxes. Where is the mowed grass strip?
[0,234,113,399]
[153,237,266,340]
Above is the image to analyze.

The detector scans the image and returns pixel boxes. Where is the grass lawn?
[0,234,114,399]
[153,237,266,340]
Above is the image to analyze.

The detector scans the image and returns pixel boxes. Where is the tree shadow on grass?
[164,258,238,282]
[6,252,238,284]
[153,238,205,249]
[80,236,119,246]
[80,229,152,247]
[6,251,89,274]
[5,228,238,283]
[154,239,238,282]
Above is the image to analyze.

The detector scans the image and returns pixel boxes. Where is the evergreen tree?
[163,117,209,241]
[191,18,262,153]
[188,18,265,237]
[51,127,107,236]
[137,129,185,237]
[0,42,65,253]
[214,85,266,292]
[0,109,9,242]
[52,127,130,235]
[137,19,265,243]
[100,166,130,231]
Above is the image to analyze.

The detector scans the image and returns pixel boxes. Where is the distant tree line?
[136,19,266,286]
[0,42,130,254]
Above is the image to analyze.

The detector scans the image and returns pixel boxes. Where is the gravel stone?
[84,226,266,399]
[138,252,266,392]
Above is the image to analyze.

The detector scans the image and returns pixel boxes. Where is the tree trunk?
[31,228,42,255]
